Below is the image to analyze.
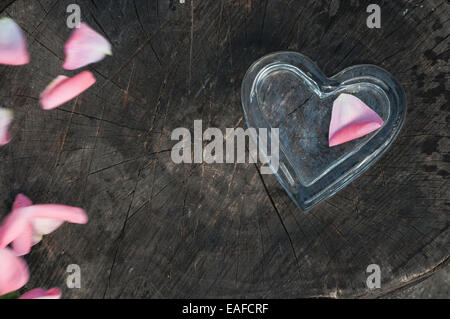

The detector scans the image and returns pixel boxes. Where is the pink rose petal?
[25,204,88,224]
[0,207,30,254]
[329,93,384,147]
[8,194,33,256]
[12,193,33,210]
[40,71,96,110]
[0,108,13,146]
[0,18,29,65]
[63,22,112,70]
[40,75,69,98]
[32,218,65,240]
[0,248,29,295]
[19,287,62,299]
[0,195,88,256]
[11,222,33,257]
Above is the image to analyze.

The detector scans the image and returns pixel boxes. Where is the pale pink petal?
[7,194,34,255]
[40,75,69,98]
[1,199,88,255]
[12,205,85,251]
[12,222,33,256]
[19,287,61,299]
[329,93,384,147]
[0,108,13,146]
[32,218,64,238]
[40,71,96,110]
[12,193,33,210]
[0,209,31,251]
[20,204,88,224]
[63,22,112,70]
[0,248,29,295]
[0,18,29,65]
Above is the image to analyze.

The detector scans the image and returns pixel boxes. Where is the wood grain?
[0,0,448,298]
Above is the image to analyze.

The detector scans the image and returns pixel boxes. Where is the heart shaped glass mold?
[241,52,407,211]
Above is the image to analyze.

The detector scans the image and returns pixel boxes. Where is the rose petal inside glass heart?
[256,67,389,187]
[329,93,384,147]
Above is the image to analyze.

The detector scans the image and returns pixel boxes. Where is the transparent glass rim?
[241,51,407,211]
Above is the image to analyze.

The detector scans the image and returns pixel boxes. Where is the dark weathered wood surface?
[0,0,448,298]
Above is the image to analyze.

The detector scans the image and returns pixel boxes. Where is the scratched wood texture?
[0,0,448,298]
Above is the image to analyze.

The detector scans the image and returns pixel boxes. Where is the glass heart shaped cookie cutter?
[241,52,407,211]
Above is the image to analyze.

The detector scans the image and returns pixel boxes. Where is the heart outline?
[241,52,407,211]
